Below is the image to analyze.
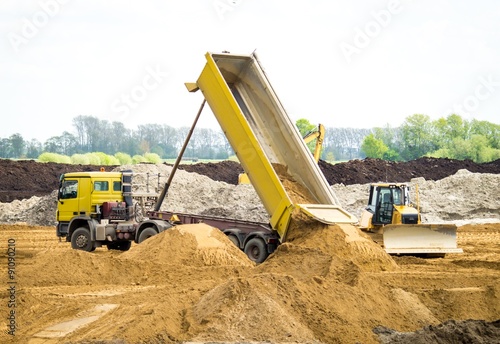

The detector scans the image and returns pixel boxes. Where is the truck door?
[57,178,80,222]
[57,177,91,221]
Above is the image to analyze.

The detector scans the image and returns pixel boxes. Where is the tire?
[244,238,268,263]
[107,241,132,251]
[227,234,240,248]
[138,227,158,244]
[71,227,95,252]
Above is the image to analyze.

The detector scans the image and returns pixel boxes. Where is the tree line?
[0,115,231,161]
[0,114,498,163]
[360,114,500,163]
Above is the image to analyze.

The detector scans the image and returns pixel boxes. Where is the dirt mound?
[178,160,243,185]
[2,218,500,344]
[0,159,114,202]
[123,223,254,268]
[319,157,500,186]
[187,276,320,343]
[1,157,499,203]
[19,248,136,287]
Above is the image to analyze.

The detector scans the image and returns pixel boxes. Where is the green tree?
[295,118,316,136]
[0,138,12,158]
[361,133,388,158]
[470,119,500,149]
[432,114,470,149]
[372,126,400,161]
[400,114,435,161]
[26,139,42,159]
[9,133,25,158]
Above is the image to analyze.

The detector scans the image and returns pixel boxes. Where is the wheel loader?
[358,182,462,255]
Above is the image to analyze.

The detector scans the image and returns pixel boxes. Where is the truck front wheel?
[244,238,268,263]
[138,227,158,244]
[71,227,95,252]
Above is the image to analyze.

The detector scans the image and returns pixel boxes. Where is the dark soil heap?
[0,159,115,202]
[1,157,499,202]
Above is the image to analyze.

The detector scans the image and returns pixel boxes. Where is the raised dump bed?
[193,52,356,240]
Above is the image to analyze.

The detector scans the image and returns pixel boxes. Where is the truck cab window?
[94,181,109,191]
[60,180,78,199]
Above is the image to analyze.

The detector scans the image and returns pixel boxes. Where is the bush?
[132,155,147,164]
[71,154,90,165]
[84,153,101,165]
[38,152,71,164]
[115,152,132,165]
[91,152,119,165]
[143,153,162,164]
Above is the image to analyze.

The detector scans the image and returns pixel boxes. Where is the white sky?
[1,0,499,142]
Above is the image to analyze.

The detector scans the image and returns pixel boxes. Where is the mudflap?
[382,224,463,254]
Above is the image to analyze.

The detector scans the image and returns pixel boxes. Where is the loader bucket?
[382,224,463,254]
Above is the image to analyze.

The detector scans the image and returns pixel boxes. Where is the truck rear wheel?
[138,227,157,244]
[244,238,268,263]
[227,234,240,248]
[71,227,95,252]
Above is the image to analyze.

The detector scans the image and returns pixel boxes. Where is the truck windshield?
[59,180,78,199]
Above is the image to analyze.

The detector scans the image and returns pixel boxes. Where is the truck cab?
[57,172,125,237]
[56,171,157,252]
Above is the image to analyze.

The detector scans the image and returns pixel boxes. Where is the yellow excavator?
[358,183,462,255]
[238,123,325,184]
[302,123,325,163]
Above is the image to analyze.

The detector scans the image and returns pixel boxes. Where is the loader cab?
[367,183,409,225]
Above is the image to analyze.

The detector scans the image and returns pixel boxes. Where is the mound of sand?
[19,249,137,287]
[123,223,254,268]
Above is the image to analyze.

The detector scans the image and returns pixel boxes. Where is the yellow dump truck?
[57,52,356,262]
[188,52,357,241]
[56,170,276,259]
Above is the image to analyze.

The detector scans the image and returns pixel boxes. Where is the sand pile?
[181,219,429,344]
[123,223,254,268]
[166,165,407,343]
[19,248,137,287]
[275,164,397,272]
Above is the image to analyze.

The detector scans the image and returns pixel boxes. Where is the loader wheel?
[138,227,158,244]
[71,227,95,252]
[244,238,268,263]
[107,241,132,251]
